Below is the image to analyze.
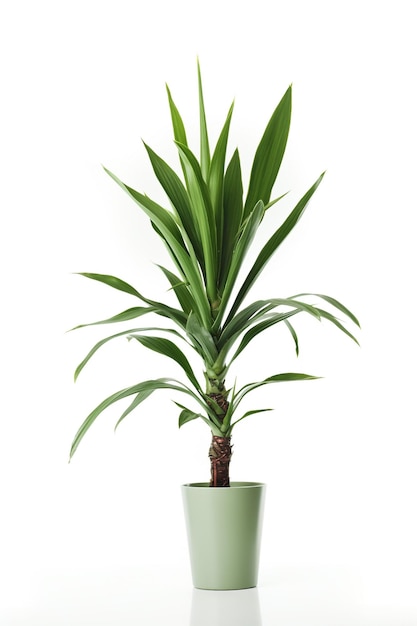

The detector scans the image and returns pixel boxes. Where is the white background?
[1,1,416,624]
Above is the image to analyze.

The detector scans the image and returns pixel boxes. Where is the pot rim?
[182,481,265,489]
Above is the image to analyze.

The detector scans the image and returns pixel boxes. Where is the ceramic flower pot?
[182,482,266,590]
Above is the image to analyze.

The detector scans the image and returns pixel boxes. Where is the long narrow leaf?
[219,149,244,291]
[75,272,141,298]
[175,142,217,303]
[77,272,187,327]
[128,334,202,391]
[166,83,189,181]
[208,101,234,257]
[229,408,273,433]
[226,172,325,324]
[214,200,265,330]
[114,390,154,430]
[225,297,332,363]
[235,373,320,407]
[197,60,210,181]
[186,312,218,364]
[103,168,211,326]
[229,309,300,364]
[70,307,154,331]
[315,308,360,345]
[174,401,223,436]
[166,84,187,141]
[157,265,194,315]
[69,378,209,459]
[218,296,320,351]
[264,191,290,211]
[218,299,274,348]
[143,142,204,268]
[243,85,292,219]
[292,293,361,327]
[74,326,187,382]
[284,319,299,356]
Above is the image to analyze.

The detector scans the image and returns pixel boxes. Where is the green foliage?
[69,63,360,459]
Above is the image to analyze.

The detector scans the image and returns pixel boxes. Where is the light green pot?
[182,482,266,590]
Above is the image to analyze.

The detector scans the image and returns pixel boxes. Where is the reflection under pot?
[189,586,262,626]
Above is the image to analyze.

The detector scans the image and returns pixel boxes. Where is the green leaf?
[219,149,244,291]
[218,297,320,357]
[315,308,360,345]
[157,265,194,315]
[104,169,183,251]
[197,59,210,181]
[208,101,234,254]
[128,334,202,391]
[184,313,217,364]
[103,168,211,327]
[70,381,157,459]
[229,309,300,364]
[284,319,299,356]
[264,191,290,211]
[74,326,186,382]
[226,172,325,323]
[143,143,204,268]
[70,307,154,330]
[293,293,360,327]
[234,372,320,408]
[114,390,154,430]
[218,299,273,349]
[76,272,187,327]
[244,85,292,218]
[76,273,141,298]
[177,406,200,428]
[174,401,223,435]
[69,378,208,459]
[214,200,266,330]
[166,83,188,146]
[166,83,189,181]
[175,142,218,303]
[186,312,218,364]
[229,408,273,433]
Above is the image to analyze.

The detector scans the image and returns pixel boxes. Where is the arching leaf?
[76,272,187,327]
[74,327,187,382]
[292,293,361,327]
[234,373,320,409]
[70,307,154,331]
[284,319,299,356]
[128,334,202,391]
[114,389,154,431]
[229,408,273,433]
[70,378,214,459]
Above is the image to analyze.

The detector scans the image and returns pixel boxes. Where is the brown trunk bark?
[209,435,232,487]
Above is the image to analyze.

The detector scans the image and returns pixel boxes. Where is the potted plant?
[69,62,359,590]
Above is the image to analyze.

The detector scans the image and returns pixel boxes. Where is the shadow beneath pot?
[189,586,262,626]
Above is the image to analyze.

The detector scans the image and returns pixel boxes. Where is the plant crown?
[69,63,360,459]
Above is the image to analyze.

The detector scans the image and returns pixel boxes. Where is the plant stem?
[206,371,232,486]
[209,435,232,487]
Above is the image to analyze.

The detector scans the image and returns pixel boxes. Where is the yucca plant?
[70,63,359,486]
